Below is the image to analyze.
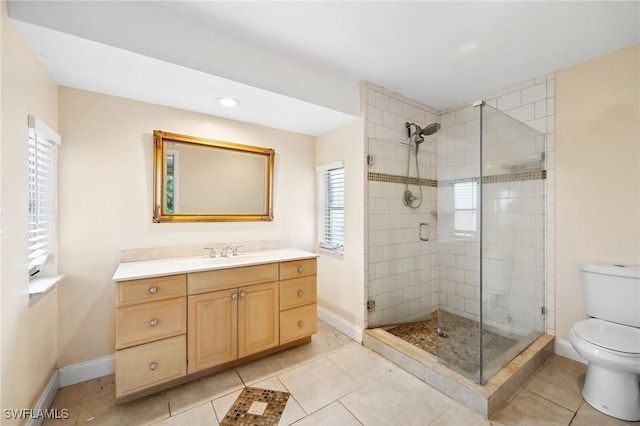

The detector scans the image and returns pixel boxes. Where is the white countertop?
[112,248,318,282]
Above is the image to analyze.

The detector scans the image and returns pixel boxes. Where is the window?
[28,116,60,279]
[454,181,478,238]
[317,162,344,253]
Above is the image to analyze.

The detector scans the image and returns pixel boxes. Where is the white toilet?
[569,262,640,421]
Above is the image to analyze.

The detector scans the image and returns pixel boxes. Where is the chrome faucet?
[221,246,233,257]
[232,245,244,256]
[204,247,216,258]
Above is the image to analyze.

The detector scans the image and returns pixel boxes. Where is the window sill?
[318,247,344,259]
[29,275,63,307]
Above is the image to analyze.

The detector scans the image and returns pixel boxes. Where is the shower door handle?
[419,222,430,241]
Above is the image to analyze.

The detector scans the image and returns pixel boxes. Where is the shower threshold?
[363,327,554,419]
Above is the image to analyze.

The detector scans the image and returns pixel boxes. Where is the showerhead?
[405,121,441,142]
[422,122,441,136]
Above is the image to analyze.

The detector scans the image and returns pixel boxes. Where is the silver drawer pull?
[149,286,158,294]
[297,290,304,297]
[298,321,304,328]
[149,362,158,371]
[297,266,304,273]
[149,319,158,327]
[240,292,246,297]
[231,293,238,300]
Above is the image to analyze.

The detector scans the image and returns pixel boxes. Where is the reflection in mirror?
[153,131,275,222]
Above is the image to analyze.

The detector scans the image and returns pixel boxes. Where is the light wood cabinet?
[279,259,317,344]
[115,254,317,403]
[115,274,187,399]
[187,289,238,374]
[238,282,279,358]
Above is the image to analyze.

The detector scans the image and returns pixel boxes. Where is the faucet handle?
[232,245,244,256]
[204,247,216,258]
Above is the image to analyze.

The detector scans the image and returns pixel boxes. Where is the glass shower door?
[480,104,545,383]
[437,103,545,384]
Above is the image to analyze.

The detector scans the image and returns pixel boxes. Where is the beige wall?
[555,44,640,341]
[315,120,366,328]
[57,87,316,366]
[1,2,59,420]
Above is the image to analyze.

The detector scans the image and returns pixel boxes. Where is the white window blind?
[28,116,60,278]
[454,181,478,238]
[317,162,344,253]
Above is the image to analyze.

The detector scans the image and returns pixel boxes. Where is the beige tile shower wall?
[486,74,556,336]
[439,74,555,336]
[363,81,440,327]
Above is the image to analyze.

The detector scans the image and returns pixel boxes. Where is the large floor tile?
[326,341,399,384]
[286,326,354,364]
[491,389,574,426]
[571,401,637,426]
[151,402,216,426]
[167,369,243,415]
[291,401,362,426]
[430,405,497,426]
[235,349,302,385]
[50,375,115,409]
[278,357,360,414]
[76,391,170,426]
[525,355,586,412]
[340,369,453,426]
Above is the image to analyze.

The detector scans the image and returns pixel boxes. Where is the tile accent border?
[371,170,547,188]
[368,172,437,187]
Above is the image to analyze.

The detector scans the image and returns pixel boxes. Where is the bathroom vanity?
[112,248,317,403]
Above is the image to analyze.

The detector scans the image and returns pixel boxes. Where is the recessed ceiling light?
[216,97,240,108]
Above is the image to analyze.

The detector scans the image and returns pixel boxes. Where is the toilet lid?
[574,319,640,354]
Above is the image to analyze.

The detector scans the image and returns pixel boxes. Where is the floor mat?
[220,387,290,426]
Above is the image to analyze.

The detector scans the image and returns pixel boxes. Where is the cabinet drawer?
[117,275,186,307]
[280,275,317,310]
[115,335,186,398]
[279,258,317,280]
[188,263,278,295]
[116,298,186,350]
[280,304,317,344]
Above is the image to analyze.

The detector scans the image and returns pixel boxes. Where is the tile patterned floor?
[44,320,635,426]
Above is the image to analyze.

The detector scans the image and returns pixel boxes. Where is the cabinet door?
[238,282,279,358]
[187,289,237,374]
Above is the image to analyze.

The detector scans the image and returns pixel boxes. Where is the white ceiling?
[9,1,640,136]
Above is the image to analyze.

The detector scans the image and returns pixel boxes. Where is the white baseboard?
[317,306,363,343]
[26,370,59,426]
[555,338,587,364]
[58,354,115,388]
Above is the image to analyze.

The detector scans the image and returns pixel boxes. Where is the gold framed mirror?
[153,130,275,222]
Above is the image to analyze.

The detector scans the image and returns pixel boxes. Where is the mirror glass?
[153,131,275,222]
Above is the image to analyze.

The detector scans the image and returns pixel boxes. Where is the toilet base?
[582,363,640,421]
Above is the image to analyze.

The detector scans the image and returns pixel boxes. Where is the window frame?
[453,180,478,239]
[27,115,61,280]
[316,161,345,254]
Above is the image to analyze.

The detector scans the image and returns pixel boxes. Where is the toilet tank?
[579,262,640,327]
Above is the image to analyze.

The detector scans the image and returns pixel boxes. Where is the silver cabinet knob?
[240,292,246,297]
[297,290,304,297]
[149,286,158,294]
[231,293,238,300]
[298,321,304,328]
[149,319,158,327]
[297,266,304,273]
[149,362,158,371]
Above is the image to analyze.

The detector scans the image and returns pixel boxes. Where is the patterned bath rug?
[220,387,290,426]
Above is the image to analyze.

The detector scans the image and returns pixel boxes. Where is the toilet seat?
[573,318,640,354]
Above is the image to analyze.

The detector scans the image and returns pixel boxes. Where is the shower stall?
[367,101,546,384]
